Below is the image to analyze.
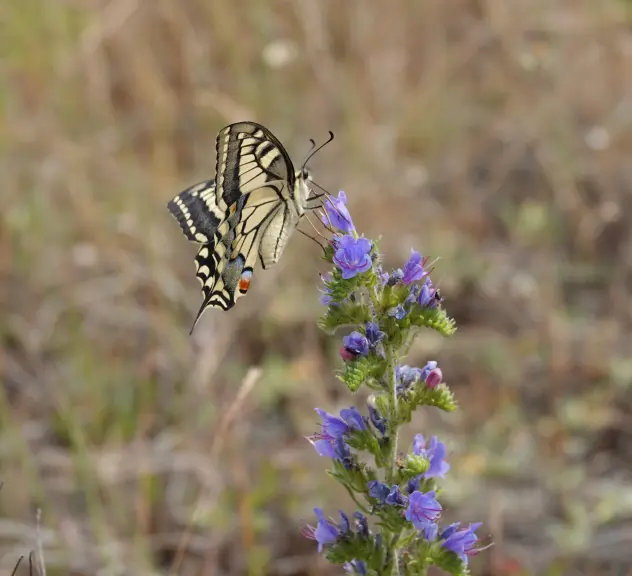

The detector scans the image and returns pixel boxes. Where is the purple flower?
[368,480,390,503]
[344,560,367,575]
[334,435,355,469]
[417,284,433,308]
[405,490,442,530]
[386,269,404,286]
[402,250,429,285]
[367,403,387,435]
[417,281,442,309]
[385,485,408,507]
[412,434,450,479]
[377,266,390,286]
[333,235,372,280]
[423,521,439,541]
[303,508,339,552]
[425,368,442,388]
[365,321,385,348]
[338,510,351,533]
[388,304,407,320]
[419,361,442,388]
[321,191,354,234]
[315,408,349,439]
[340,406,366,431]
[420,361,437,381]
[398,365,423,387]
[354,512,369,537]
[440,522,484,566]
[407,475,421,494]
[311,438,336,458]
[343,331,369,357]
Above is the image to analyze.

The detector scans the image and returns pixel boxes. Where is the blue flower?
[321,191,355,234]
[343,331,369,357]
[402,250,428,285]
[420,361,437,381]
[412,434,450,478]
[385,485,408,507]
[417,281,442,309]
[406,475,421,494]
[398,365,423,387]
[405,490,442,530]
[334,436,355,469]
[340,406,366,431]
[304,508,339,552]
[338,510,351,533]
[344,560,367,575]
[377,266,390,286]
[440,522,484,566]
[315,408,350,439]
[354,512,369,537]
[333,235,372,279]
[368,480,390,503]
[423,521,439,541]
[367,403,387,435]
[388,304,407,320]
[365,321,385,348]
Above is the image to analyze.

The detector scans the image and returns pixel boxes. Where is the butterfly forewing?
[214,121,295,210]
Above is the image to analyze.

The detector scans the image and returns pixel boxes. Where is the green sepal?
[398,383,457,423]
[338,356,374,392]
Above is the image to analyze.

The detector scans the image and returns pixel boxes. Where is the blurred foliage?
[1,0,632,575]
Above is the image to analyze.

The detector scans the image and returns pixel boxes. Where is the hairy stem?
[385,343,401,575]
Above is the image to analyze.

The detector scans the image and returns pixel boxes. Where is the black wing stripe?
[167,180,224,243]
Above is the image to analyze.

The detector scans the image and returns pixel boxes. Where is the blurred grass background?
[2,0,632,574]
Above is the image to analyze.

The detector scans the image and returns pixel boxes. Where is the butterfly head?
[293,167,313,213]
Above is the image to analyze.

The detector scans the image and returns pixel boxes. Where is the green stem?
[385,343,399,483]
[385,343,401,575]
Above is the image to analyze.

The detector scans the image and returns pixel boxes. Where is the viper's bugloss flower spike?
[333,236,372,279]
[306,189,488,573]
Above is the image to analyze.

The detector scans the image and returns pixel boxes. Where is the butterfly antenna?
[301,131,335,171]
[304,213,329,240]
[10,556,24,576]
[297,227,327,255]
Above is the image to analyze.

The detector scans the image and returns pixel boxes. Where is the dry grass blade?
[169,367,262,575]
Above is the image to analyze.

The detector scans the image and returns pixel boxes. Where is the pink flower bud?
[425,367,443,388]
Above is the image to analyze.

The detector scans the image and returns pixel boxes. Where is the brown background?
[2,1,632,575]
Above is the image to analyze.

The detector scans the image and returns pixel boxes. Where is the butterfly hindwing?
[259,204,299,269]
[167,180,224,244]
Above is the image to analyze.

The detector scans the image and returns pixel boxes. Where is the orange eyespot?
[238,271,252,293]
